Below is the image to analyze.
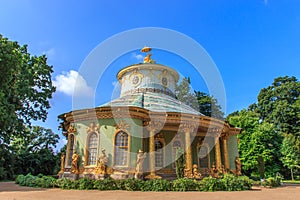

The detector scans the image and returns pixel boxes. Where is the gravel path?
[1,182,299,200]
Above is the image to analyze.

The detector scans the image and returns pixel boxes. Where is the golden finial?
[141,46,152,53]
[141,46,155,63]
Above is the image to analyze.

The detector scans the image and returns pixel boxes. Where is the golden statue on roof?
[141,46,155,63]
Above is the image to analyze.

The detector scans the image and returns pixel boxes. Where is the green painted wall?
[227,135,239,170]
[71,118,143,169]
[69,118,239,172]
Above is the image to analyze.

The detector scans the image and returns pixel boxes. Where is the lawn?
[282,180,300,184]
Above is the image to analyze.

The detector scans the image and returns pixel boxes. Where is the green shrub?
[93,178,118,190]
[220,174,252,191]
[123,178,143,191]
[222,174,239,191]
[140,179,171,191]
[35,176,56,188]
[15,173,253,191]
[15,174,25,185]
[199,176,225,191]
[175,148,185,179]
[172,178,198,191]
[263,177,281,187]
[77,177,94,190]
[235,176,252,190]
[23,173,37,187]
[55,178,77,189]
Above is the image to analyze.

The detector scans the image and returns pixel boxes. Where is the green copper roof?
[99,92,203,116]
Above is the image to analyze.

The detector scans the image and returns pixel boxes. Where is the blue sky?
[1,0,300,150]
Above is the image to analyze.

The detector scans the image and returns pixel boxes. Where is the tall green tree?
[195,91,224,119]
[11,126,59,176]
[257,76,300,136]
[228,109,282,177]
[175,77,198,109]
[0,34,56,143]
[257,76,300,178]
[175,77,224,119]
[280,134,300,180]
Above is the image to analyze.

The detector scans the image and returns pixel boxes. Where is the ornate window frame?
[85,131,99,166]
[197,142,210,169]
[66,133,76,167]
[113,130,130,168]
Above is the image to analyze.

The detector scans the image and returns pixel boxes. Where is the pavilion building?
[58,48,241,180]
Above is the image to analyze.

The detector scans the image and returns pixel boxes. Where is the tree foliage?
[0,126,60,179]
[257,76,300,136]
[175,77,224,119]
[195,91,224,119]
[0,35,58,179]
[227,76,300,179]
[280,134,300,180]
[0,34,56,143]
[175,77,198,109]
[228,110,282,177]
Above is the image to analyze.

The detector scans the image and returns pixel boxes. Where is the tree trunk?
[291,168,294,181]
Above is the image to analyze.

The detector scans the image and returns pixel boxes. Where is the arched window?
[114,131,129,166]
[172,140,182,168]
[68,134,75,166]
[87,132,98,165]
[198,144,210,168]
[155,139,164,168]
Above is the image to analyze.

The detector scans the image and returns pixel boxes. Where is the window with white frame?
[155,139,164,168]
[87,132,98,165]
[114,131,129,166]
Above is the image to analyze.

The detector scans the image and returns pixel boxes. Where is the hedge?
[15,173,253,191]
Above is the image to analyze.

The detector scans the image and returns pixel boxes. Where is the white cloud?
[131,52,144,62]
[53,70,94,97]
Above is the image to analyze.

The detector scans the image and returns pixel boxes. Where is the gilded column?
[144,121,163,179]
[215,137,222,169]
[221,132,230,170]
[179,123,197,178]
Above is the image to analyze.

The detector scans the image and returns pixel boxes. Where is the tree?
[280,134,300,180]
[175,148,185,179]
[175,77,198,109]
[257,76,300,178]
[0,34,56,143]
[195,91,224,119]
[228,109,282,177]
[11,126,59,176]
[175,77,224,119]
[257,76,300,136]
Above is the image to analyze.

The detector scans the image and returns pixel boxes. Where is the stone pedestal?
[95,174,105,180]
[70,174,79,180]
[110,173,128,180]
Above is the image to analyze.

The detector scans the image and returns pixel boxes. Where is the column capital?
[220,132,230,140]
[179,122,197,133]
[207,127,223,138]
[144,121,163,133]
